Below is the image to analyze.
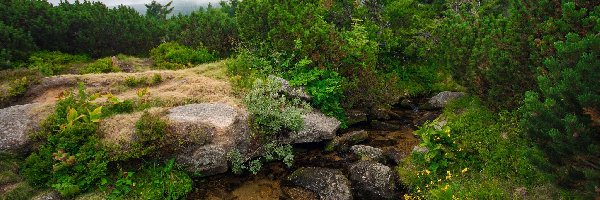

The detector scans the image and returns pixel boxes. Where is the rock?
[346,110,368,126]
[348,161,396,199]
[176,144,228,176]
[31,190,62,200]
[412,146,429,154]
[351,145,384,161]
[370,120,401,130]
[325,130,369,152]
[166,103,251,176]
[269,75,311,101]
[286,167,352,200]
[282,186,319,200]
[0,103,52,154]
[284,112,340,143]
[423,91,465,109]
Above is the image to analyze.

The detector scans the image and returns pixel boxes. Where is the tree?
[145,0,173,20]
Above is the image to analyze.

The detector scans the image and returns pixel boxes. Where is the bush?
[108,159,192,200]
[244,77,310,136]
[0,21,37,69]
[150,42,215,69]
[80,58,121,74]
[400,96,553,199]
[521,31,600,197]
[22,84,108,197]
[227,142,294,175]
[28,51,90,76]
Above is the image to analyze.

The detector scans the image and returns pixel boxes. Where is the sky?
[47,0,220,6]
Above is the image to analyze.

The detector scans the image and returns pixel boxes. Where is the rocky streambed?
[187,104,442,200]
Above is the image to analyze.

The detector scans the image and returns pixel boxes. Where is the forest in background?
[0,0,599,199]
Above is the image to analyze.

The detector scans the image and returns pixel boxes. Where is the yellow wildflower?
[461,168,468,174]
[443,184,449,191]
[424,169,430,175]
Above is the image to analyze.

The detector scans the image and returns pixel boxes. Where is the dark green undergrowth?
[399,96,566,199]
[150,42,215,70]
[107,159,192,200]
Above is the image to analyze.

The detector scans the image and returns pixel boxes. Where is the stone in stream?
[351,145,384,161]
[346,109,368,126]
[370,120,401,130]
[282,112,341,144]
[348,161,396,199]
[286,167,352,200]
[0,103,53,154]
[325,130,369,152]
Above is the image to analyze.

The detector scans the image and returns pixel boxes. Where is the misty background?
[46,0,223,15]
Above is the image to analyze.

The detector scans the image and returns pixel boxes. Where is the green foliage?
[521,13,600,197]
[244,77,310,136]
[28,51,90,76]
[0,21,36,69]
[227,142,294,175]
[150,42,215,69]
[0,0,163,57]
[401,96,552,199]
[167,4,238,57]
[80,58,121,74]
[108,159,192,200]
[22,84,108,197]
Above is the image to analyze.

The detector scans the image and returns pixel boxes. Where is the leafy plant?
[80,57,121,74]
[150,42,215,69]
[22,83,108,197]
[244,77,310,136]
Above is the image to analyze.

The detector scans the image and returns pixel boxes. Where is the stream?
[186,102,441,200]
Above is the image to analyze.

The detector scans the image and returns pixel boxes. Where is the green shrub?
[227,142,294,175]
[150,42,215,69]
[244,77,310,136]
[80,58,121,74]
[521,31,600,197]
[400,96,552,199]
[27,51,90,76]
[287,65,347,127]
[226,51,271,94]
[123,74,162,88]
[0,21,37,69]
[108,159,192,200]
[21,84,108,197]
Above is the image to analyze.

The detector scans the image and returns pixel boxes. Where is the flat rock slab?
[168,103,240,129]
[0,103,52,153]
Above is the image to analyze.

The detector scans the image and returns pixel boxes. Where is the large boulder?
[348,161,396,199]
[0,103,52,154]
[423,91,465,109]
[286,167,352,200]
[283,112,341,143]
[166,103,252,176]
